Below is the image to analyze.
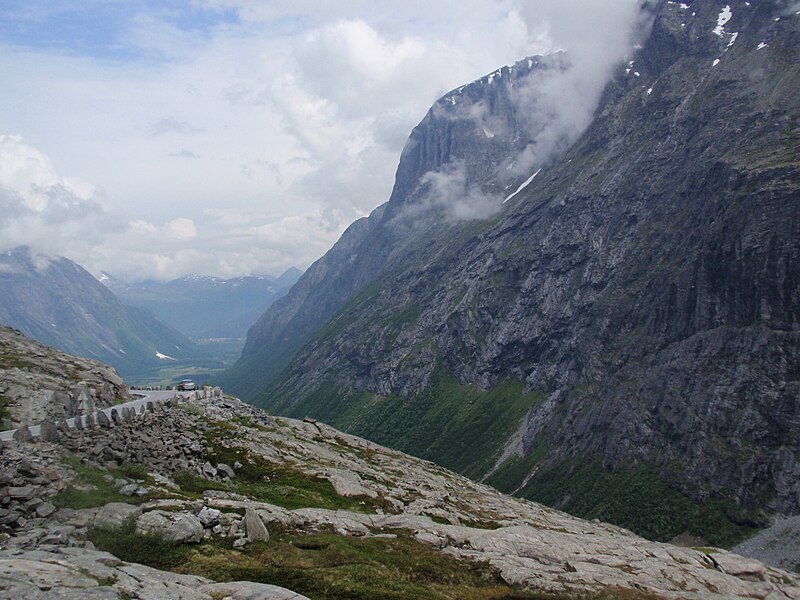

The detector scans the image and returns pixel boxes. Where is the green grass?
[518,459,764,548]
[485,446,547,493]
[88,521,660,600]
[179,426,392,513]
[52,455,161,510]
[272,368,545,481]
[0,393,10,429]
[88,521,193,571]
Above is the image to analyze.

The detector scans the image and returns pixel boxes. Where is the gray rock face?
[93,503,142,530]
[224,54,564,401]
[0,547,310,600]
[0,324,130,429]
[201,581,310,599]
[236,0,800,533]
[135,510,204,544]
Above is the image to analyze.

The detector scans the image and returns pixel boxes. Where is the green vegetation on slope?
[88,522,660,600]
[0,393,10,429]
[485,447,547,493]
[170,422,390,513]
[513,459,764,548]
[52,457,164,510]
[269,368,544,481]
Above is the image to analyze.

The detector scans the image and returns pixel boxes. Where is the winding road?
[0,390,193,442]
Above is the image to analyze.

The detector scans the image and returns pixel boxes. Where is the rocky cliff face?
[0,325,129,428]
[224,54,569,400]
[236,0,800,545]
[0,247,198,377]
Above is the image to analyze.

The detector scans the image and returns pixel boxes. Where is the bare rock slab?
[201,581,311,599]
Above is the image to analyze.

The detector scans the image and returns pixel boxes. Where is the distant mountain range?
[0,247,197,378]
[102,268,302,339]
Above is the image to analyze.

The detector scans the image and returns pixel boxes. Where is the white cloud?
[0,134,119,261]
[0,1,650,281]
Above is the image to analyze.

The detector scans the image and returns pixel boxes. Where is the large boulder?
[93,503,142,529]
[135,510,204,544]
[201,581,310,599]
[244,508,269,542]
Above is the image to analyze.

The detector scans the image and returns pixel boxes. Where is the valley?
[0,0,798,597]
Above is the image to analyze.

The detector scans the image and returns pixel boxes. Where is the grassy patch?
[188,427,391,513]
[691,547,722,555]
[91,521,658,600]
[87,521,193,571]
[52,455,161,510]
[230,415,272,431]
[0,393,10,429]
[518,459,763,548]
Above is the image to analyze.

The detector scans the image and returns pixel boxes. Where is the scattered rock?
[35,502,56,518]
[217,463,235,479]
[244,508,269,542]
[96,411,111,428]
[11,426,33,443]
[202,461,217,478]
[39,421,59,442]
[197,507,222,528]
[118,483,139,496]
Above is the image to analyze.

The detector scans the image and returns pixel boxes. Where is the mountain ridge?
[0,246,199,378]
[104,268,302,339]
[231,0,800,545]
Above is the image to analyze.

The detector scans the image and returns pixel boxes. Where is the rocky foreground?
[1,393,798,599]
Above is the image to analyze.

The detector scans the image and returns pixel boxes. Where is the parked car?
[177,379,196,391]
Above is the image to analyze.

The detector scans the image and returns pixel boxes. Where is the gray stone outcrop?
[135,510,204,544]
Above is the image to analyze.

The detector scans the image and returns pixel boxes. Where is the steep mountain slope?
[106,269,302,339]
[0,324,129,428]
[225,53,570,399]
[236,0,800,545]
[0,247,198,377]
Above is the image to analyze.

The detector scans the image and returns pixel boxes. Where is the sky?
[0,0,649,282]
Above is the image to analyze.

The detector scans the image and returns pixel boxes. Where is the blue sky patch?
[0,1,239,60]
